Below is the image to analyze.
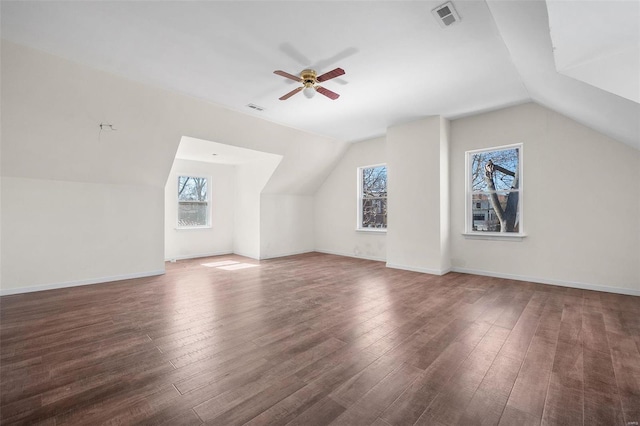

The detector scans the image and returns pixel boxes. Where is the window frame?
[176,174,211,230]
[356,163,388,233]
[464,143,525,239]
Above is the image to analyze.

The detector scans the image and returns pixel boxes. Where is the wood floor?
[1,253,639,426]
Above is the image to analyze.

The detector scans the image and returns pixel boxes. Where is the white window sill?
[462,232,526,241]
[356,228,387,233]
[175,226,212,231]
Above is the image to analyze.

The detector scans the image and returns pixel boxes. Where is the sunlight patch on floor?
[217,263,259,271]
[201,260,259,270]
[201,260,239,267]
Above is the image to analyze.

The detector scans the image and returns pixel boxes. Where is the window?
[177,176,210,228]
[466,144,523,235]
[358,164,387,230]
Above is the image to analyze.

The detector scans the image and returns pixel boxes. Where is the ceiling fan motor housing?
[301,69,317,87]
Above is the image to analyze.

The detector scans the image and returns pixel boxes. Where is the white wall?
[261,194,315,259]
[450,103,640,294]
[314,137,387,261]
[164,159,235,261]
[1,177,164,294]
[233,158,281,259]
[3,41,638,296]
[1,41,346,294]
[439,117,451,273]
[386,117,450,274]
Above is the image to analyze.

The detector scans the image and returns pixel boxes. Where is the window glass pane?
[471,191,520,233]
[178,176,207,202]
[362,166,387,198]
[470,148,519,192]
[178,176,208,227]
[467,145,522,234]
[362,198,387,229]
[178,202,208,227]
[359,165,387,230]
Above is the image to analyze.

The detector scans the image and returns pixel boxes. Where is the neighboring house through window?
[177,175,210,228]
[358,164,387,230]
[466,144,523,235]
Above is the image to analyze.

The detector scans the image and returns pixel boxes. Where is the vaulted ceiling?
[2,1,638,149]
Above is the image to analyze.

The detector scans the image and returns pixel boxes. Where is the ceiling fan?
[274,67,345,100]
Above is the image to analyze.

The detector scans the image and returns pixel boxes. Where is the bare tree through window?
[468,146,521,233]
[178,176,209,227]
[359,165,387,229]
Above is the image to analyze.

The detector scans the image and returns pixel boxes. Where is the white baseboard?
[231,250,260,260]
[165,251,233,262]
[386,262,451,276]
[451,267,640,297]
[314,249,386,263]
[0,269,166,296]
[260,249,314,260]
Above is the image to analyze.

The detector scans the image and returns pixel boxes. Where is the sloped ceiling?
[546,0,639,104]
[1,1,638,149]
[176,137,283,166]
[487,0,639,150]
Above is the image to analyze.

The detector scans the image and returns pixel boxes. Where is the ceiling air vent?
[246,103,265,112]
[432,2,461,28]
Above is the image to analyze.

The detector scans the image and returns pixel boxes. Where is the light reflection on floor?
[201,260,259,270]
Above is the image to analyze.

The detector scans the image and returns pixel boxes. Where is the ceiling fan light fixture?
[303,86,316,99]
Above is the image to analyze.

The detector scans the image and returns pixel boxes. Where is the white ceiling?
[2,1,638,149]
[176,136,283,165]
[547,0,639,103]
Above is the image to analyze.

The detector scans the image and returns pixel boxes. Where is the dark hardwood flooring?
[1,252,639,425]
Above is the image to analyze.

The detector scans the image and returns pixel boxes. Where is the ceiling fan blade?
[316,86,340,100]
[274,70,302,82]
[316,67,345,82]
[279,86,303,100]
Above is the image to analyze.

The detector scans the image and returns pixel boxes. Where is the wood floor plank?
[501,336,555,422]
[328,355,399,408]
[422,325,510,425]
[581,306,626,426]
[541,374,583,426]
[498,291,548,361]
[1,252,638,425]
[498,405,542,426]
[132,405,204,426]
[294,343,378,385]
[406,317,474,370]
[458,353,523,426]
[243,381,341,426]
[380,320,492,425]
[197,375,306,425]
[284,396,346,426]
[330,362,423,426]
[499,293,563,426]
[583,389,626,426]
[608,331,640,425]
